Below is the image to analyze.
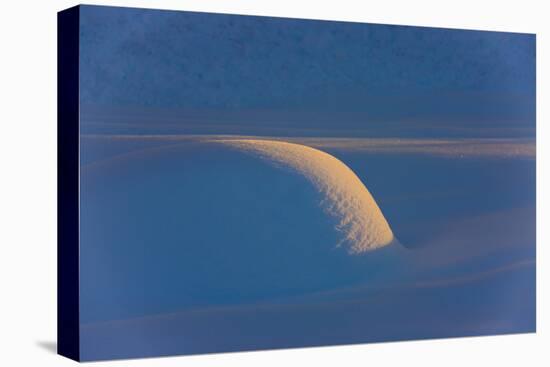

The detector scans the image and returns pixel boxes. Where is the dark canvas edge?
[57,5,81,362]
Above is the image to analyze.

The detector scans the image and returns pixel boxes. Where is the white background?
[0,0,547,365]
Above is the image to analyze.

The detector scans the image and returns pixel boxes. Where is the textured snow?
[217,139,395,253]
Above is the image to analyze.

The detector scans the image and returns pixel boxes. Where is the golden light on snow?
[217,139,395,254]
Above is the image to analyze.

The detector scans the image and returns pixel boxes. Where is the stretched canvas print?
[58,4,536,362]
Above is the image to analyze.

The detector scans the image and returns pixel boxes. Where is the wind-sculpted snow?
[217,139,396,253]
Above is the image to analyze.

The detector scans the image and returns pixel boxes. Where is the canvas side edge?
[57,5,81,362]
